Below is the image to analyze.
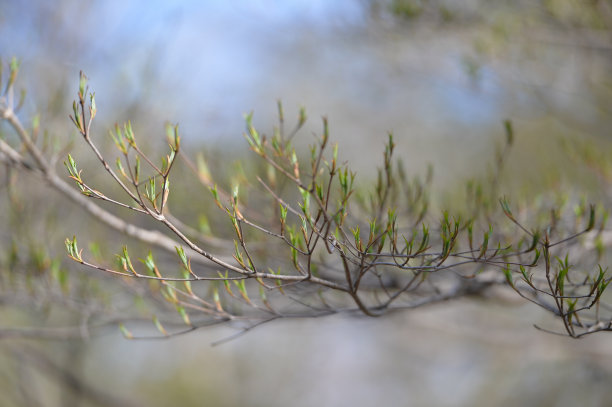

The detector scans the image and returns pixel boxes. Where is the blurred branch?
[7,344,143,407]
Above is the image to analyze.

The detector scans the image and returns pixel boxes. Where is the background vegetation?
[1,1,612,406]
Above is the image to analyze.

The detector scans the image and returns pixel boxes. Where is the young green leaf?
[119,323,133,339]
[175,246,189,270]
[176,305,191,326]
[213,286,223,312]
[153,315,168,336]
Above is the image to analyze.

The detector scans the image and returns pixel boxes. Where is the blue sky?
[1,0,504,154]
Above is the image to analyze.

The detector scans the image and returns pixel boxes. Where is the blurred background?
[1,0,612,406]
